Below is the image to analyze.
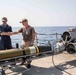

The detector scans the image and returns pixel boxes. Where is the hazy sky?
[0,0,76,27]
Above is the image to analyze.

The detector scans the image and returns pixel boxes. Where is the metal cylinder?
[37,46,52,53]
[0,46,52,59]
[62,28,76,42]
[66,43,76,54]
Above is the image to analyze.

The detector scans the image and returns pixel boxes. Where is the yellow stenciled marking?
[36,46,39,53]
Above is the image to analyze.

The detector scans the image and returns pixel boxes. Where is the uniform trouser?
[0,39,12,50]
[21,40,33,64]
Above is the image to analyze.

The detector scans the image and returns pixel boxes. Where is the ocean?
[11,26,76,47]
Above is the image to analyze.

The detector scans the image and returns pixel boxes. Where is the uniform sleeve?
[31,27,35,34]
[31,27,35,44]
[10,27,12,32]
[18,28,22,33]
[0,26,3,33]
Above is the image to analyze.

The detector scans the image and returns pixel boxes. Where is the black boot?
[26,64,31,68]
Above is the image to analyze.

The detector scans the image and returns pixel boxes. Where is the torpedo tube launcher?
[61,28,76,54]
[61,28,76,42]
[66,43,76,54]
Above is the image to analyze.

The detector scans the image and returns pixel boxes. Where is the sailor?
[11,18,35,68]
[0,17,12,50]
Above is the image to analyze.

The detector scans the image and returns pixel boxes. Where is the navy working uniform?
[0,25,12,50]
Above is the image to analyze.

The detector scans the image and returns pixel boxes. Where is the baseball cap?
[20,18,28,23]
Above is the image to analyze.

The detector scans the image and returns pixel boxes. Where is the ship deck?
[4,52,76,75]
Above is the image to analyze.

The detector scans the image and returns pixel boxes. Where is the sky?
[0,0,76,27]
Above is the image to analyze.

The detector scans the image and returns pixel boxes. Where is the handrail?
[36,32,62,35]
[11,32,62,46]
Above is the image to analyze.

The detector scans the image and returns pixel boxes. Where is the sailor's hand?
[7,32,13,36]
[1,32,13,36]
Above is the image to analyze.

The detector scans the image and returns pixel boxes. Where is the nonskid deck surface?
[3,52,76,75]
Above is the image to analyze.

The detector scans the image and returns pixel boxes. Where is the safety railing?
[35,32,62,45]
[11,32,62,47]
